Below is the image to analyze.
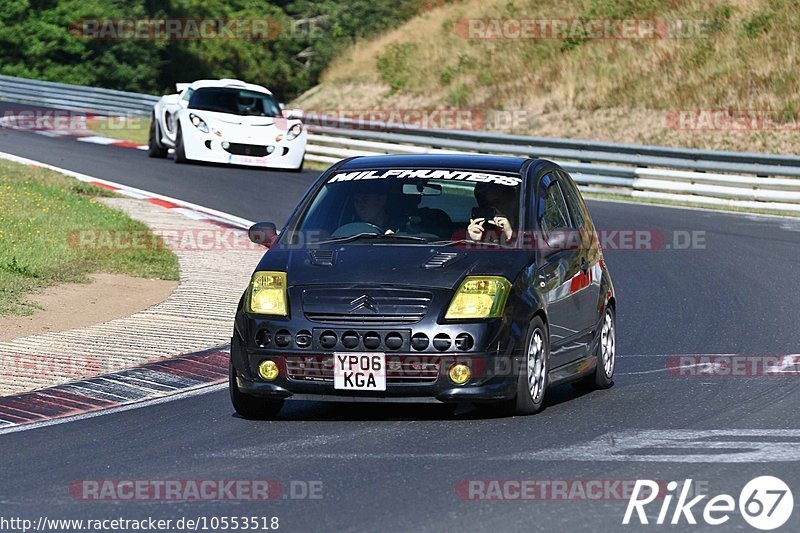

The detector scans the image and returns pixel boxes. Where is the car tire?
[174,125,188,164]
[147,115,168,158]
[574,306,616,390]
[229,362,284,419]
[494,316,549,416]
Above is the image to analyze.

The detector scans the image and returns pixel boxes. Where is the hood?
[253,244,531,290]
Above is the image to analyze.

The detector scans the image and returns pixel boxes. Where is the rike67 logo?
[623,476,793,530]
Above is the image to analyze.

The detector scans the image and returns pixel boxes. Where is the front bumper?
[231,314,522,404]
[235,375,517,404]
[182,126,306,169]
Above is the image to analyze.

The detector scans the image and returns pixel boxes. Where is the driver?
[349,181,400,234]
[237,95,258,115]
[354,190,391,229]
[467,182,517,243]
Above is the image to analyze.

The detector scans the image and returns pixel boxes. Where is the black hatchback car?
[230,154,616,417]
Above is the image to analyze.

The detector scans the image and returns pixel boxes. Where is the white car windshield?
[188,87,282,117]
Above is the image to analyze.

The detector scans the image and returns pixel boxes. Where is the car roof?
[336,154,533,174]
[187,79,273,95]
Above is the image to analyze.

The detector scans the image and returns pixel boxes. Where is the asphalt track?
[1,111,800,532]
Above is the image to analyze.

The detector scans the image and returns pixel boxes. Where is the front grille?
[305,313,422,325]
[303,287,431,324]
[223,143,270,157]
[285,355,440,384]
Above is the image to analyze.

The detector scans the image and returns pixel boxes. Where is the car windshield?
[287,168,523,245]
[188,87,282,117]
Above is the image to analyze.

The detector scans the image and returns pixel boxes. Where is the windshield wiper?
[316,232,429,245]
[430,239,503,247]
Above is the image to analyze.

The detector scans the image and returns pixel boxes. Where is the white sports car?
[148,79,306,171]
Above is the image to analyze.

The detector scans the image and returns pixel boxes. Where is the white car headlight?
[286,123,303,140]
[189,113,209,133]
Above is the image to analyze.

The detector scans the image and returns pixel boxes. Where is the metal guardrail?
[303,115,800,178]
[1,74,799,212]
[304,132,800,213]
[0,75,158,116]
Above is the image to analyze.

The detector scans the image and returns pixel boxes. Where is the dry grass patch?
[294,0,800,153]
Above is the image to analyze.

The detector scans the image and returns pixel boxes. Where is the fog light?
[222,141,230,149]
[258,360,279,381]
[449,363,471,385]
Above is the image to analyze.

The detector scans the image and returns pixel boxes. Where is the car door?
[559,171,602,331]
[557,170,602,350]
[534,172,589,366]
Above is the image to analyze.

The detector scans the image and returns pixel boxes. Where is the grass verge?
[304,159,332,172]
[87,116,149,145]
[0,159,179,316]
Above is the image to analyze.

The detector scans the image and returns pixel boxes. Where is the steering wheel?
[331,222,385,238]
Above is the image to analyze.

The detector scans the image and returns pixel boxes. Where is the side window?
[557,172,585,229]
[540,181,572,236]
[180,88,194,106]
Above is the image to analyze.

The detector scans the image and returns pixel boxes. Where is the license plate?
[334,353,386,391]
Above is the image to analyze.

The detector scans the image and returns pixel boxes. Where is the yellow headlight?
[445,276,511,319]
[248,271,288,316]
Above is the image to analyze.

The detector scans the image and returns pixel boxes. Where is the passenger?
[466,182,518,243]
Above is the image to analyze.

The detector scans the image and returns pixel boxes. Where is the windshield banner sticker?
[329,169,522,186]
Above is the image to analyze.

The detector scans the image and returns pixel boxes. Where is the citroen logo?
[349,294,378,313]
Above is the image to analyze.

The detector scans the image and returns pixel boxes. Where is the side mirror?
[248,222,278,247]
[543,228,581,254]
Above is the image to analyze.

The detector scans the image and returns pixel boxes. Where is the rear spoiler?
[175,83,190,93]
